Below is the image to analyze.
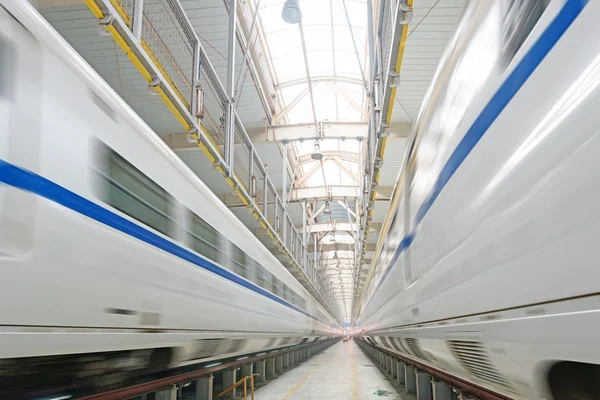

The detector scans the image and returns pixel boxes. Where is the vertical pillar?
[432,380,452,400]
[248,147,254,196]
[386,355,392,373]
[266,357,276,378]
[275,355,283,374]
[313,233,317,275]
[222,368,237,398]
[396,361,405,385]
[241,363,253,379]
[224,0,237,173]
[391,357,397,378]
[195,374,213,400]
[283,353,289,369]
[262,172,268,217]
[302,199,307,247]
[155,385,177,400]
[405,366,417,394]
[255,360,266,384]
[417,372,433,400]
[132,0,144,40]
[282,140,288,246]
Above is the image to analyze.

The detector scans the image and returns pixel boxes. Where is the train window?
[228,243,247,278]
[247,259,265,288]
[183,208,306,310]
[501,0,548,68]
[97,145,173,237]
[189,211,220,263]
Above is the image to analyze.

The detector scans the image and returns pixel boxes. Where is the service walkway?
[255,340,401,400]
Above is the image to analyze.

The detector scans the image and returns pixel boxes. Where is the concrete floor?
[254,340,401,400]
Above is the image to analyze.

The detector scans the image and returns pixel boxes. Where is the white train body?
[0,0,338,380]
[358,0,600,399]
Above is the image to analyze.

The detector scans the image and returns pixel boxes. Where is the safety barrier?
[78,0,337,319]
[216,373,259,400]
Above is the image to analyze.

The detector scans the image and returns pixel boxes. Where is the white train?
[0,0,338,388]
[358,0,600,399]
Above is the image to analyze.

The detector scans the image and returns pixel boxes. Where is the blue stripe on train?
[363,0,588,312]
[0,160,327,324]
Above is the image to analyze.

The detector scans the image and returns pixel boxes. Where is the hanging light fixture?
[311,141,323,160]
[323,200,331,215]
[281,0,302,24]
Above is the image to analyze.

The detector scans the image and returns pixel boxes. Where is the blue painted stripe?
[364,0,588,312]
[0,160,326,324]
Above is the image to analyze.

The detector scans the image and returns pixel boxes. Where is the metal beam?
[301,222,381,234]
[277,75,363,89]
[320,243,375,252]
[161,123,410,148]
[289,185,392,202]
[273,83,317,124]
[326,82,368,119]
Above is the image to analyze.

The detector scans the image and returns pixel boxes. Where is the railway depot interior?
[1,0,598,399]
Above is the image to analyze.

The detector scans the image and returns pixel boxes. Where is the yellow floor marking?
[282,367,318,400]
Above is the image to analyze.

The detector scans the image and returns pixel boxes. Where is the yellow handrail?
[216,373,260,400]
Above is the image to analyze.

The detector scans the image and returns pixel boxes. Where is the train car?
[0,0,339,388]
[357,1,600,399]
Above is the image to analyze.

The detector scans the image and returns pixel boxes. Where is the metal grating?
[380,0,395,87]
[141,0,194,106]
[447,340,514,390]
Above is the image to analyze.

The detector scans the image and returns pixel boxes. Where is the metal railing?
[80,0,339,321]
[216,373,259,400]
[354,0,414,319]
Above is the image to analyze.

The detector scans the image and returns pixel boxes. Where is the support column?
[405,366,417,394]
[283,353,290,369]
[432,379,452,400]
[222,368,237,398]
[263,172,268,217]
[391,357,397,378]
[223,0,237,173]
[195,375,213,400]
[266,357,276,379]
[275,355,283,374]
[255,360,266,384]
[282,140,288,246]
[155,385,177,400]
[131,0,144,40]
[396,361,406,385]
[417,371,433,400]
[241,363,253,379]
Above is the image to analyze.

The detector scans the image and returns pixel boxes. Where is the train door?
[0,6,42,256]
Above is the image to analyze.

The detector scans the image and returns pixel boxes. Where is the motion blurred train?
[358,0,600,399]
[0,0,339,388]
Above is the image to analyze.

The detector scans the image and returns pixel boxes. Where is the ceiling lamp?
[323,200,331,215]
[311,141,323,160]
[281,0,302,24]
